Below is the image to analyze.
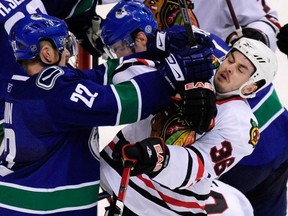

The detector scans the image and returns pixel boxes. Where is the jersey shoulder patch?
[36,66,64,90]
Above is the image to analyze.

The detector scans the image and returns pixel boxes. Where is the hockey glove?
[181,81,217,134]
[158,46,215,92]
[113,137,170,177]
[67,15,105,57]
[277,24,288,55]
[226,27,269,47]
[147,25,215,60]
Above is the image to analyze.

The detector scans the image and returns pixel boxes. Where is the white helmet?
[233,37,278,98]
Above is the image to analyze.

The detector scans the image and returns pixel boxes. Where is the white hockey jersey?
[193,0,280,51]
[101,96,258,215]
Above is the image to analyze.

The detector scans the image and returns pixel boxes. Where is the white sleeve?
[152,144,207,190]
[232,0,280,51]
[194,0,280,51]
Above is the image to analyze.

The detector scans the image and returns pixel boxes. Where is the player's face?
[64,33,78,57]
[110,40,134,58]
[214,51,255,94]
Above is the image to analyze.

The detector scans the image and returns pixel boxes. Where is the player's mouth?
[220,71,229,82]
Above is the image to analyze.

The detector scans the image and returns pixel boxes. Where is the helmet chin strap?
[216,81,256,99]
[216,89,240,99]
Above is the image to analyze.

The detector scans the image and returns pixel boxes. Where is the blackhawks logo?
[249,119,260,147]
[144,0,199,30]
[150,104,196,147]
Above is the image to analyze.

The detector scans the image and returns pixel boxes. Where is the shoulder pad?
[36,66,64,90]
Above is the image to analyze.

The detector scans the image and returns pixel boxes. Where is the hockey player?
[0,0,109,144]
[145,0,288,215]
[192,2,288,216]
[98,1,264,215]
[101,37,277,215]
[100,0,223,135]
[0,13,215,215]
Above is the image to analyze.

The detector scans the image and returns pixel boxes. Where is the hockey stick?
[178,0,197,46]
[107,159,136,216]
[226,0,243,37]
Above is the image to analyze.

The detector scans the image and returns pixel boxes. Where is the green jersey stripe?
[73,0,94,17]
[253,89,283,129]
[0,182,99,212]
[113,81,139,124]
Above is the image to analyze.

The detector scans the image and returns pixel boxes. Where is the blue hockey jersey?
[0,0,98,140]
[0,59,171,215]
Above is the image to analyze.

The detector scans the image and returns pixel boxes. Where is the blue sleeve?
[40,67,171,128]
[210,33,230,59]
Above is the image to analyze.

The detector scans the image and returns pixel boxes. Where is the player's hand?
[68,15,105,58]
[277,24,288,55]
[181,81,217,134]
[147,25,215,59]
[158,46,215,92]
[226,27,269,46]
[112,137,170,177]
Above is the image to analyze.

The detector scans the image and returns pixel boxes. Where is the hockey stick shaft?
[226,0,243,37]
[107,160,135,216]
[117,165,131,202]
[178,0,197,46]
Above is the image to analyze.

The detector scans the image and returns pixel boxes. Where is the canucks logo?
[249,119,260,147]
[115,7,128,19]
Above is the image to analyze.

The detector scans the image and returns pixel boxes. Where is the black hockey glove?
[181,81,217,134]
[277,24,288,55]
[66,15,105,58]
[112,137,170,177]
[147,25,215,60]
[158,46,215,92]
[227,27,269,47]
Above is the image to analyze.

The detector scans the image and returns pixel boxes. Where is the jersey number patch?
[210,141,235,176]
[70,84,98,108]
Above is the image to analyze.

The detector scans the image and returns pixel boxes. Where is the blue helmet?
[101,0,157,57]
[9,13,70,61]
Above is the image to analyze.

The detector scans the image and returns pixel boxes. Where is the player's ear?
[135,31,147,45]
[134,31,148,52]
[241,83,258,95]
[39,41,58,64]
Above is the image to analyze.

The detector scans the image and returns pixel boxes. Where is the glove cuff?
[148,144,170,178]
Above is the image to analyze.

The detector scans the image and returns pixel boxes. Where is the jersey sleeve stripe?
[110,85,122,125]
[131,79,142,122]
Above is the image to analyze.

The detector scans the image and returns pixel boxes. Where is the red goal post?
[77,44,92,69]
